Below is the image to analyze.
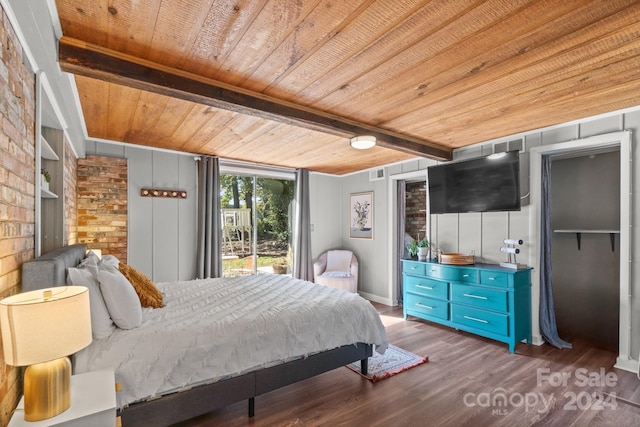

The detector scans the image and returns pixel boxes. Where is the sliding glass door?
[219,168,295,277]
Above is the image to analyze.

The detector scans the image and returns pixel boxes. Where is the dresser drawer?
[405,276,448,300]
[457,269,478,283]
[452,305,508,336]
[403,261,425,276]
[480,270,509,288]
[425,264,478,283]
[405,294,449,320]
[451,284,508,312]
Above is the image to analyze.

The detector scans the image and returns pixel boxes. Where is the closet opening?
[550,149,620,352]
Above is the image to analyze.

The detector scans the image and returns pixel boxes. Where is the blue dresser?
[402,260,531,353]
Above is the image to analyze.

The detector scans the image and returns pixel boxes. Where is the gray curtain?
[293,168,313,281]
[196,156,222,279]
[397,180,407,304]
[539,155,572,349]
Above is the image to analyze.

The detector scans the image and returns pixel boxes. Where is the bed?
[21,244,388,426]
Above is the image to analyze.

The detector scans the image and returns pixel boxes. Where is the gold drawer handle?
[416,303,434,310]
[464,315,488,324]
[463,293,488,300]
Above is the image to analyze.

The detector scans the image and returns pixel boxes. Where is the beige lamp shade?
[0,286,92,366]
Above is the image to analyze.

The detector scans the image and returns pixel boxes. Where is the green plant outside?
[222,256,286,269]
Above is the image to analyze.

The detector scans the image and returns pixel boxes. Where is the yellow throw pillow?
[118,263,165,308]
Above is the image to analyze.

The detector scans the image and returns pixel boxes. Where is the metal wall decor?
[141,188,188,199]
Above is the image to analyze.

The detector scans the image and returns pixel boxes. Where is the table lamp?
[0,286,92,421]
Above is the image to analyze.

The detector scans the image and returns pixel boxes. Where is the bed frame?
[21,244,372,426]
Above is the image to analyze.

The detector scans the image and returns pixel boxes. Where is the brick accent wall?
[63,137,77,245]
[405,181,427,241]
[77,156,128,263]
[0,6,36,425]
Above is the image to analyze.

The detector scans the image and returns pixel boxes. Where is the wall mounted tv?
[428,150,521,214]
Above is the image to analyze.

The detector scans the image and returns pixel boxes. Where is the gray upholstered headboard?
[21,244,87,291]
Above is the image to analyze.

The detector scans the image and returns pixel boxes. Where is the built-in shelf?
[41,188,58,199]
[554,229,620,252]
[40,134,58,199]
[40,135,59,160]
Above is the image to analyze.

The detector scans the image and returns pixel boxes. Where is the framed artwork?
[350,192,373,239]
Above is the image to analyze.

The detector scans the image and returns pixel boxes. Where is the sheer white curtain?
[293,168,313,281]
[196,156,222,279]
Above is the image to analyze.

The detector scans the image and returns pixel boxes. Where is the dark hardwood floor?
[174,303,640,427]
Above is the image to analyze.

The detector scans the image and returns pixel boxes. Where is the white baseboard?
[531,334,545,346]
[614,357,639,374]
[358,291,395,306]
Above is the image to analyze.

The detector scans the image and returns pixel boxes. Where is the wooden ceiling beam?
[58,36,451,161]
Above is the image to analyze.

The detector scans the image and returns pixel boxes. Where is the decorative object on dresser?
[500,238,527,269]
[0,286,92,421]
[407,236,430,261]
[402,260,531,353]
[438,252,475,265]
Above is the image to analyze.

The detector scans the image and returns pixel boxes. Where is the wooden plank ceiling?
[55,0,640,175]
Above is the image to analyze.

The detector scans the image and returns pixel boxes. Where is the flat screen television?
[428,151,521,214]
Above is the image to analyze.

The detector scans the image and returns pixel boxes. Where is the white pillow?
[100,254,120,268]
[79,251,100,279]
[83,250,101,263]
[97,267,142,329]
[326,250,352,272]
[67,267,115,339]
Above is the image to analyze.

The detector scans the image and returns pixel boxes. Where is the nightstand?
[9,369,116,427]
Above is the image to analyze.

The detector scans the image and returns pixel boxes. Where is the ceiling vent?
[369,168,385,181]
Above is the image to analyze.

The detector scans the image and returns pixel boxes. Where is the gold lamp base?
[23,357,72,421]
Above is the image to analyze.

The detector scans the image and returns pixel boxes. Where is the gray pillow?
[97,265,142,329]
[67,267,115,339]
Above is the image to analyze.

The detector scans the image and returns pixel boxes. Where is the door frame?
[529,131,633,371]
[387,169,429,305]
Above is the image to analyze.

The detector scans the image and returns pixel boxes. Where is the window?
[219,163,295,277]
